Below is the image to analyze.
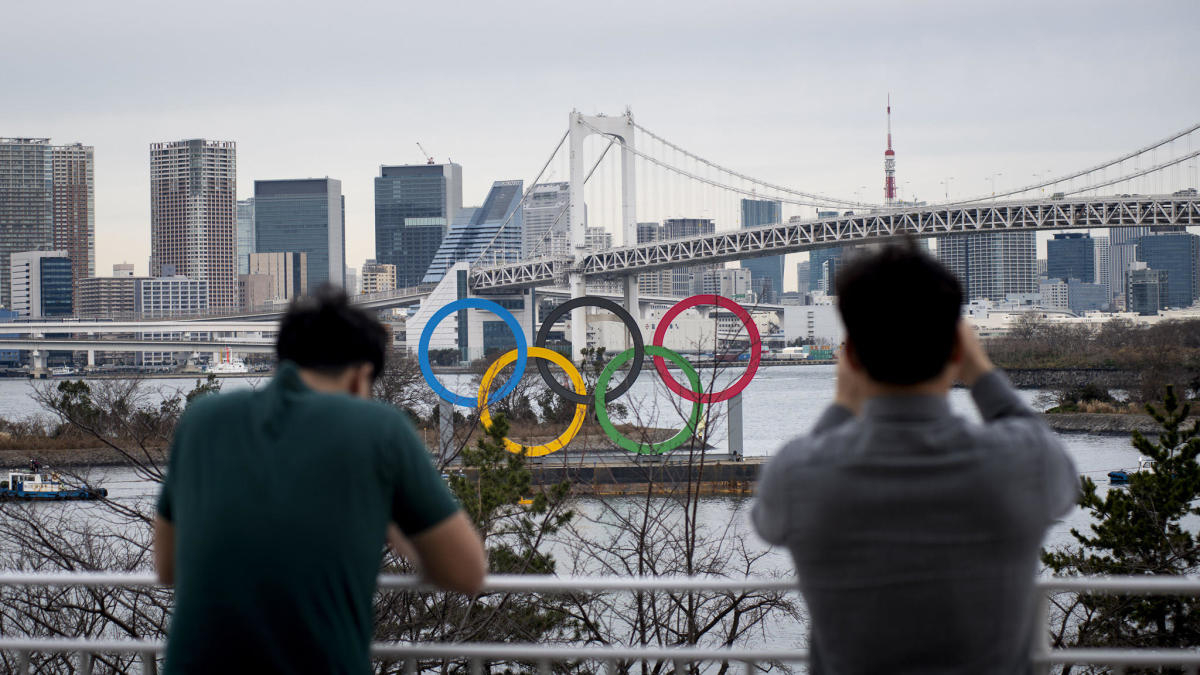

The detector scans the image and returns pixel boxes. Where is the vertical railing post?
[16,650,30,675]
[77,651,94,675]
[140,650,159,675]
[1032,590,1051,675]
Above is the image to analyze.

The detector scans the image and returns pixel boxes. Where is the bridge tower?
[567,108,639,361]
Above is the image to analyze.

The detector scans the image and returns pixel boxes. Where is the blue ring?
[418,298,528,407]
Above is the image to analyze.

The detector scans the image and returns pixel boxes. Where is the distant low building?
[361,259,397,294]
[1038,279,1069,310]
[78,276,146,316]
[238,274,274,311]
[135,266,209,317]
[1127,264,1168,316]
[249,251,307,303]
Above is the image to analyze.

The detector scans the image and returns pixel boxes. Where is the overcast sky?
[5,0,1199,291]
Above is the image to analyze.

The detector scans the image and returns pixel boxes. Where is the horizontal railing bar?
[1038,576,1200,593]
[1034,649,1200,666]
[0,639,1196,666]
[2,572,1199,594]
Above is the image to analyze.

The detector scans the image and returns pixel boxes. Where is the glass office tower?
[254,179,345,291]
[739,199,784,303]
[1136,228,1200,308]
[236,198,255,276]
[375,163,462,288]
[423,180,523,283]
[1046,232,1094,282]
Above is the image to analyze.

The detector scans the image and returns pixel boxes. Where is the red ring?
[650,294,761,403]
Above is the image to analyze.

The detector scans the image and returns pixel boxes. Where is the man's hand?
[956,321,995,387]
[834,354,868,415]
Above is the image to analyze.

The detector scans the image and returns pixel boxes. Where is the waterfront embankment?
[1041,412,1199,436]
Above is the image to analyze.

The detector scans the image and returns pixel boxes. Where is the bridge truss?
[471,194,1200,292]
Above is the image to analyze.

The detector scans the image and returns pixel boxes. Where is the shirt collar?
[270,360,310,395]
[862,394,952,422]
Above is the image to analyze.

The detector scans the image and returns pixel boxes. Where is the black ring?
[534,296,644,405]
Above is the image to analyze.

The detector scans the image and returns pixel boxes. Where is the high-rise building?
[1109,226,1151,304]
[663,218,717,296]
[0,138,54,309]
[375,163,462,288]
[739,199,784,303]
[423,180,523,283]
[809,248,843,293]
[1127,264,1168,316]
[51,143,94,304]
[254,179,344,292]
[795,261,811,295]
[236,198,255,276]
[11,250,72,318]
[1093,236,1111,300]
[249,252,307,302]
[936,232,1037,301]
[1136,227,1200,308]
[1046,233,1094,283]
[361,259,398,294]
[521,182,571,258]
[636,222,670,296]
[149,139,238,309]
[345,267,359,296]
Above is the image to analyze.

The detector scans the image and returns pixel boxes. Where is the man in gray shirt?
[753,244,1078,674]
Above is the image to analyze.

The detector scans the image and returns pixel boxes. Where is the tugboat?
[0,469,107,501]
[1108,457,1157,486]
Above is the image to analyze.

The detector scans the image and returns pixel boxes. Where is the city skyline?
[3,0,1197,292]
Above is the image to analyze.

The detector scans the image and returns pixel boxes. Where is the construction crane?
[416,142,435,164]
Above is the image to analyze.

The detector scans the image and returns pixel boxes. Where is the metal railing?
[0,573,1197,674]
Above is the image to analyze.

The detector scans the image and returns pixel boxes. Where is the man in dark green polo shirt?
[154,287,486,674]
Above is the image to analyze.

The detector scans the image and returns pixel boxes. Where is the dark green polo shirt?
[157,361,460,675]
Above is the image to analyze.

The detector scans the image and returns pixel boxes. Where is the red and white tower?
[884,94,897,206]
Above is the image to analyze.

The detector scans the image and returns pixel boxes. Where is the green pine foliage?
[447,413,580,639]
[1042,385,1200,656]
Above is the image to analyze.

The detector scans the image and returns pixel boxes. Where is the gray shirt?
[752,371,1078,674]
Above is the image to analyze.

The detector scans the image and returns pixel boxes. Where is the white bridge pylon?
[568,109,640,362]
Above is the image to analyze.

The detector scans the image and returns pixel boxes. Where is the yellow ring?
[477,347,587,457]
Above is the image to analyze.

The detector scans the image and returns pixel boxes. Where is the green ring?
[595,345,704,455]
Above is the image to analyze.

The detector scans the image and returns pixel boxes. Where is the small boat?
[49,366,76,377]
[0,470,107,501]
[206,347,249,375]
[1108,457,1156,485]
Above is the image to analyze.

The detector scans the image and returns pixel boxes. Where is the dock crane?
[416,142,435,164]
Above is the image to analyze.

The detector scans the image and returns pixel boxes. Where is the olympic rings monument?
[404,112,768,485]
[415,292,763,460]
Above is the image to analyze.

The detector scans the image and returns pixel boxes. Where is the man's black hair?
[276,285,388,379]
[835,241,963,385]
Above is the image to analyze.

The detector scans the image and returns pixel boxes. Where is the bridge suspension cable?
[583,119,861,211]
[950,121,1200,204]
[1056,146,1200,197]
[523,137,617,259]
[468,128,568,266]
[631,120,876,209]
